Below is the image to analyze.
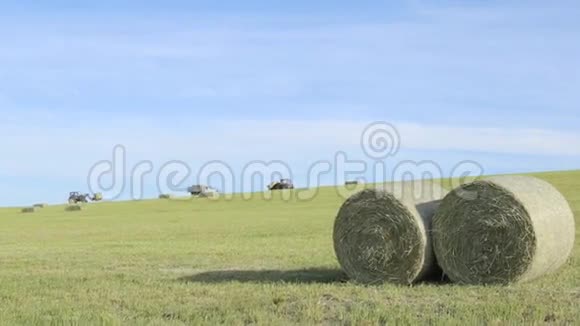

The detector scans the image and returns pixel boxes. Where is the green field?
[0,171,578,325]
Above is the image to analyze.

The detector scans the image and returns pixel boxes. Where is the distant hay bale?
[433,176,575,285]
[333,180,448,285]
[65,205,84,212]
[33,203,48,208]
[159,194,172,199]
[21,207,39,213]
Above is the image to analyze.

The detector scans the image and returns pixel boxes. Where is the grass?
[0,170,578,325]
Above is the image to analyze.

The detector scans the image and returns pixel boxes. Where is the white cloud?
[1,115,579,179]
[217,120,580,157]
[397,123,580,157]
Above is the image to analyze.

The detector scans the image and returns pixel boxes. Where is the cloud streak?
[1,115,579,179]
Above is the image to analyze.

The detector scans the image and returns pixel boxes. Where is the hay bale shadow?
[418,271,452,285]
[179,268,347,284]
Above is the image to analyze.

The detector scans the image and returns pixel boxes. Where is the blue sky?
[1,1,579,206]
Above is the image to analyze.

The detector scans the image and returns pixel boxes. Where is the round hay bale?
[433,176,575,285]
[33,203,48,208]
[333,180,448,285]
[65,205,84,212]
[21,207,38,213]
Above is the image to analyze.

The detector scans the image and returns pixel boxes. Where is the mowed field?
[0,171,578,325]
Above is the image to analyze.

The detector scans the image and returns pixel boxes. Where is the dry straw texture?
[65,205,84,212]
[333,180,448,285]
[433,176,575,285]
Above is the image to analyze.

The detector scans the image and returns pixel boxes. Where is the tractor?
[68,192,103,204]
[187,185,218,198]
[68,192,90,204]
[268,179,294,191]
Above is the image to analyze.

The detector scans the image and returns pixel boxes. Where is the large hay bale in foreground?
[65,205,84,212]
[21,207,38,213]
[433,176,575,285]
[333,180,448,285]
